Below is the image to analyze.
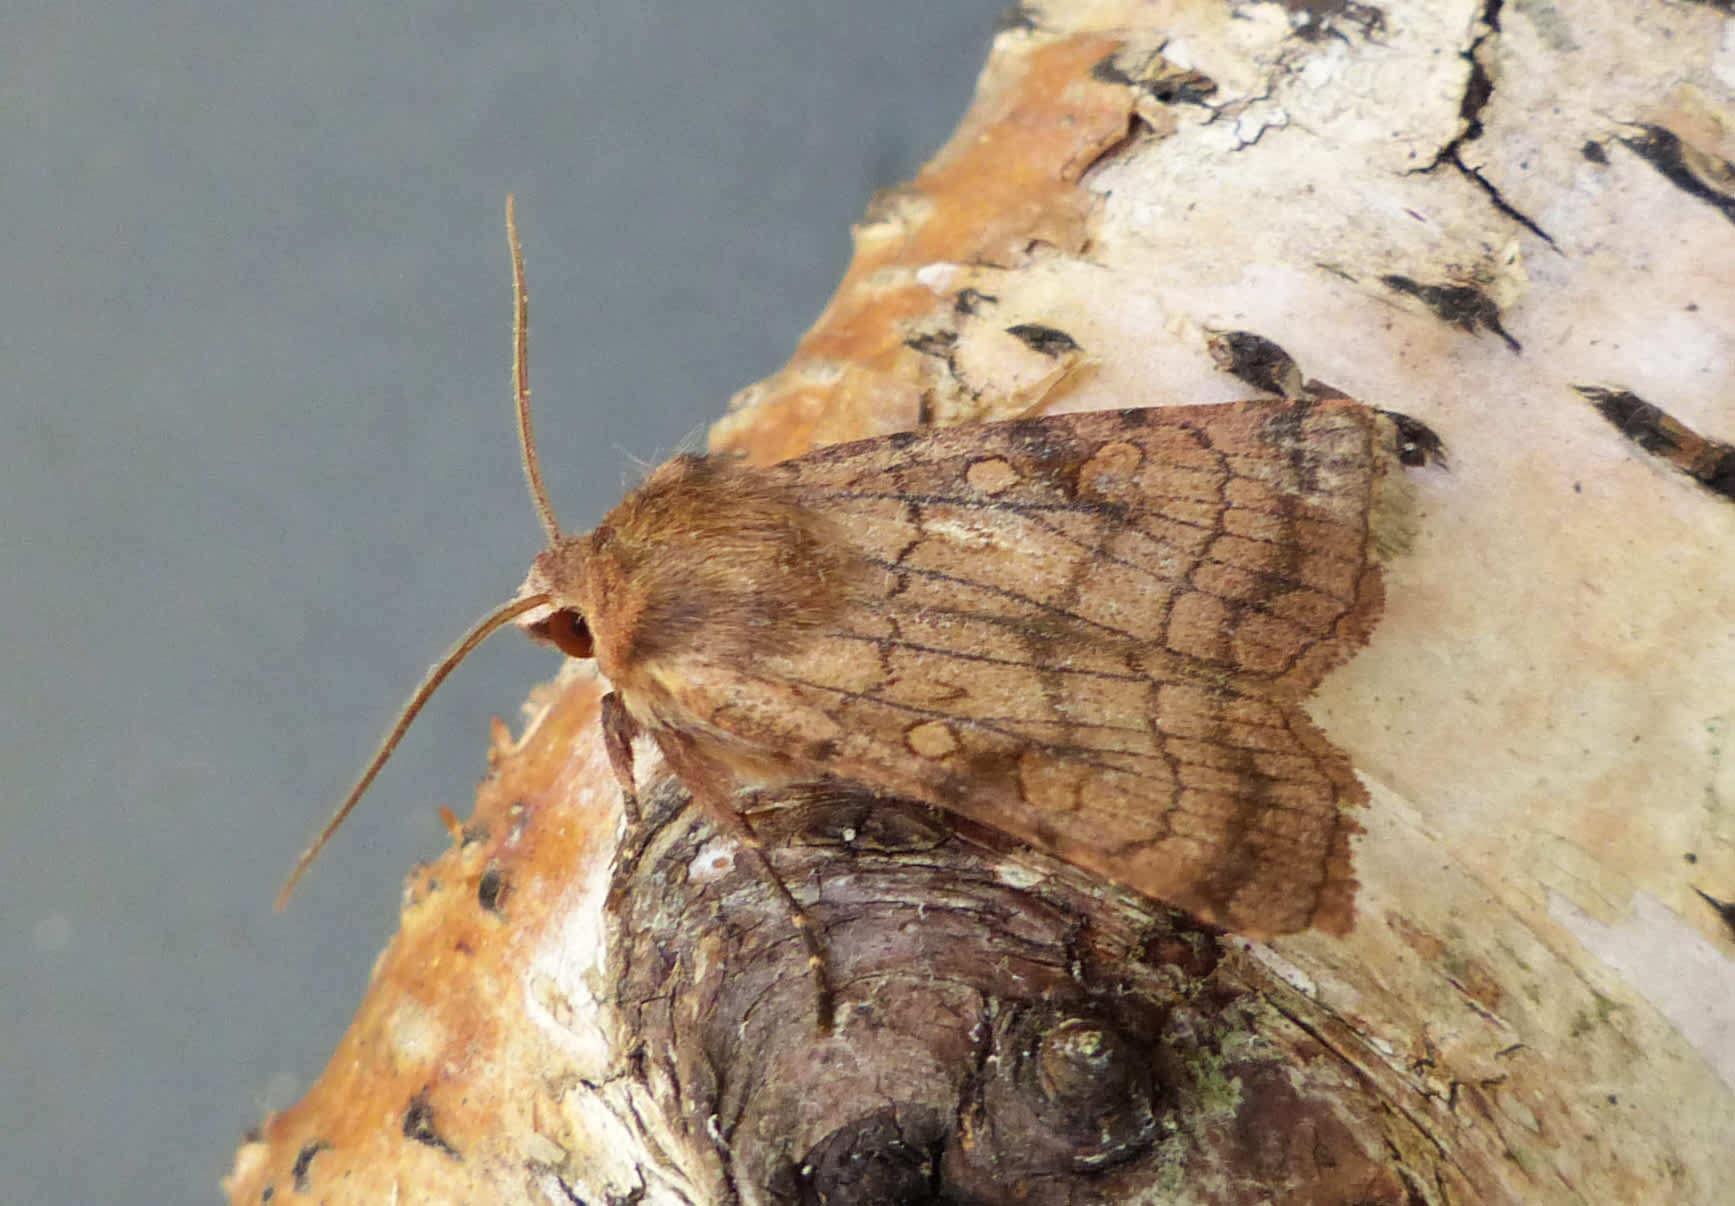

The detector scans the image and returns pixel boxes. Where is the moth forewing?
[551,399,1420,937]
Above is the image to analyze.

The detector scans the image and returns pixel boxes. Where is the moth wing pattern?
[661,400,1395,936]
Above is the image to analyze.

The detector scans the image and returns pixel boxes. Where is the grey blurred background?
[1,3,1007,1200]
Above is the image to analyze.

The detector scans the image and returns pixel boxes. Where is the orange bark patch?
[712,34,1136,463]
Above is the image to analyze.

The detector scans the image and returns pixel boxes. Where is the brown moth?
[283,199,1423,950]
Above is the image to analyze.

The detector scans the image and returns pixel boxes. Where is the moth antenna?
[276,592,552,910]
[506,195,560,542]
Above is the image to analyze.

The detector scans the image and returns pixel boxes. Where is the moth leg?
[599,691,641,824]
[710,792,837,1034]
[647,734,836,1031]
[598,712,836,1028]
[599,691,653,917]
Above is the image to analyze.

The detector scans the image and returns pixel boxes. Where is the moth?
[283,200,1425,955]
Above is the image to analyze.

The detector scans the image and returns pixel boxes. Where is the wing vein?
[869,560,1141,642]
[832,631,1145,683]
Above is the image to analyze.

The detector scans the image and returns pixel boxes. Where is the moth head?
[514,538,596,661]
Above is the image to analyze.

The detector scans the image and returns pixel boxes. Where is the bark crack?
[1414,0,1560,248]
[1449,154,1558,248]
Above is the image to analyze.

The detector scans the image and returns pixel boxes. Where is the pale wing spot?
[922,510,1017,551]
[906,508,1100,608]
[906,719,960,759]
[965,456,1022,494]
[1076,441,1145,498]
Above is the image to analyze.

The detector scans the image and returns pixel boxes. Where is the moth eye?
[535,609,595,659]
